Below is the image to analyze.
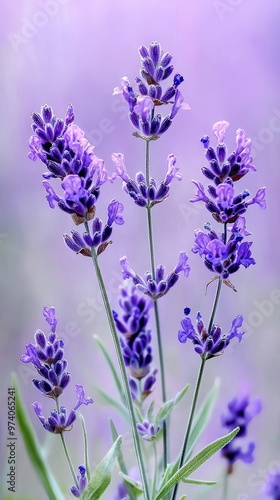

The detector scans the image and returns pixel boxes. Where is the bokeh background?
[1,0,280,498]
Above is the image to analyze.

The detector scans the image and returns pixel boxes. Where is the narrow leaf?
[182,478,216,485]
[147,400,155,422]
[13,374,64,500]
[119,471,143,495]
[154,427,239,500]
[186,378,220,460]
[97,388,129,422]
[155,383,190,426]
[83,436,122,500]
[93,335,125,402]
[109,420,137,500]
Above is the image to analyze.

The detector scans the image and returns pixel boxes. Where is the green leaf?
[97,388,129,422]
[109,420,137,500]
[13,374,64,500]
[83,436,122,500]
[179,496,187,500]
[119,471,143,496]
[160,463,172,486]
[154,427,239,500]
[186,378,220,460]
[93,335,125,402]
[155,383,190,426]
[147,400,155,422]
[182,478,216,486]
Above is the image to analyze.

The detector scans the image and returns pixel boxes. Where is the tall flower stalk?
[145,138,169,468]
[84,231,151,500]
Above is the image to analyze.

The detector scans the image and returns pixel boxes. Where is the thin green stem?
[152,441,158,498]
[79,413,90,482]
[145,139,150,182]
[84,235,150,500]
[55,398,78,489]
[171,271,224,500]
[171,358,206,500]
[207,277,223,333]
[145,139,168,469]
[223,470,229,500]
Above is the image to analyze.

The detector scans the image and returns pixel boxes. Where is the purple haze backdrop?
[1,0,280,498]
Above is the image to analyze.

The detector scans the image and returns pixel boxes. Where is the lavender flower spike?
[20,307,70,398]
[120,251,190,300]
[221,390,262,473]
[63,199,124,257]
[29,104,116,224]
[113,284,157,400]
[33,384,93,434]
[112,152,181,207]
[178,310,244,358]
[200,120,256,185]
[137,420,162,441]
[71,465,88,498]
[192,220,256,279]
[33,402,76,434]
[113,41,189,139]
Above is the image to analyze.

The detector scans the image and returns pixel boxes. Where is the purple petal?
[73,384,93,411]
[43,307,58,333]
[213,120,229,142]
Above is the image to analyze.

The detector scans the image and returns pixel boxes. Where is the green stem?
[145,139,168,469]
[171,272,224,500]
[79,413,90,482]
[208,277,223,333]
[55,398,78,490]
[223,470,229,500]
[84,236,150,500]
[152,441,158,498]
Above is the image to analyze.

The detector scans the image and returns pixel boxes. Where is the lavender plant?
[15,41,266,500]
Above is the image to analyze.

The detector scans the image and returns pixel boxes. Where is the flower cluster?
[190,121,266,223]
[71,465,88,498]
[178,308,244,358]
[29,105,125,255]
[136,420,162,441]
[112,152,182,207]
[20,307,93,434]
[113,285,156,402]
[64,199,124,257]
[192,217,255,279]
[29,104,114,222]
[113,41,189,139]
[120,252,190,300]
[221,391,262,473]
[190,121,266,280]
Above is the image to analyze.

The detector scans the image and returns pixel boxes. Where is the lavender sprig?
[221,391,262,499]
[113,41,190,140]
[20,307,93,494]
[171,120,266,500]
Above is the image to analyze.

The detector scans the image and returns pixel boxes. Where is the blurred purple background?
[1,0,280,498]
